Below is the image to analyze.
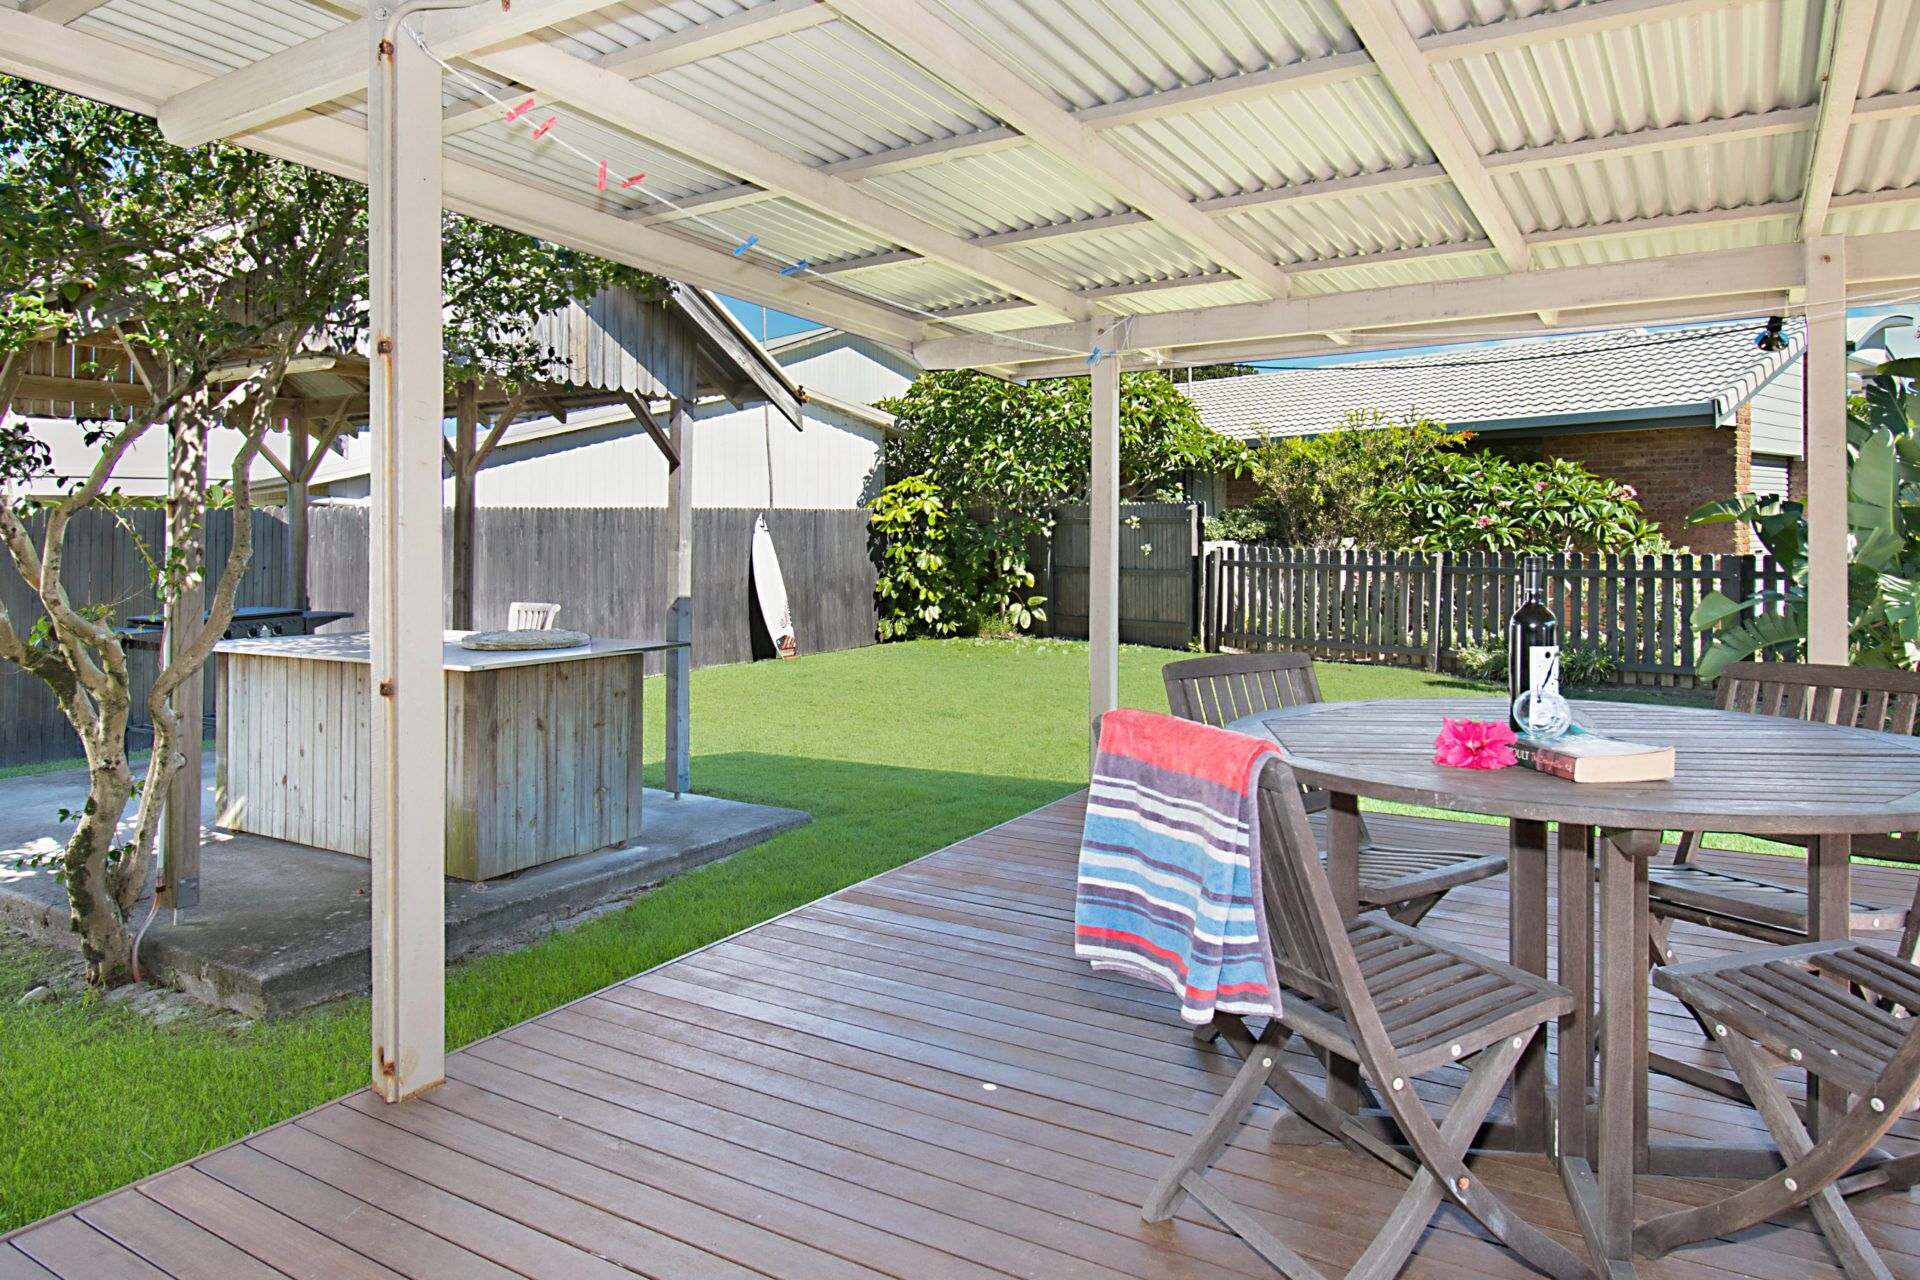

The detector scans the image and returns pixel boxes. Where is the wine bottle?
[1507,555,1561,733]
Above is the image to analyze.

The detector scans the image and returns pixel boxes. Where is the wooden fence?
[1041,503,1202,649]
[0,509,292,767]
[1,504,876,767]
[1203,545,1791,685]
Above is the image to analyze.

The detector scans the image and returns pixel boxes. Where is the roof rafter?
[18,0,114,22]
[1417,0,1758,59]
[471,40,1093,322]
[1339,0,1531,274]
[1800,0,1880,237]
[595,0,830,75]
[824,0,1296,300]
[912,229,1920,370]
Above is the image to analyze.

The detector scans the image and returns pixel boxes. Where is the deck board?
[10,794,1920,1278]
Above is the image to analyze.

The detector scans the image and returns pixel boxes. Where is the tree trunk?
[450,385,478,630]
[65,759,134,984]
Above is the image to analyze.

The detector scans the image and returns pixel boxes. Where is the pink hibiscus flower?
[1433,717,1518,770]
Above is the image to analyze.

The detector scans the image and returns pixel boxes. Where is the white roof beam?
[1800,0,1880,238]
[826,0,1296,299]
[1831,184,1920,212]
[595,0,831,75]
[972,212,1152,248]
[810,249,923,275]
[1855,88,1920,120]
[1418,0,1759,60]
[0,8,925,346]
[1197,164,1450,214]
[1073,50,1374,127]
[1486,106,1817,171]
[473,41,1094,322]
[18,0,114,22]
[913,234,1920,369]
[631,128,1024,225]
[1339,0,1532,274]
[157,0,619,147]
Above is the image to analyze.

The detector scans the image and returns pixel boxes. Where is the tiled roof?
[1181,320,1807,441]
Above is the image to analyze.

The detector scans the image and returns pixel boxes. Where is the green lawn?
[0,640,1698,1228]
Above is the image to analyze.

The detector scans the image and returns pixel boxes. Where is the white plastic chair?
[507,601,560,630]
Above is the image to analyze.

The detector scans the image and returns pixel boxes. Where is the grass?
[0,640,1722,1228]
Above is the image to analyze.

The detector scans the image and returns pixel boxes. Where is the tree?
[1374,451,1667,553]
[1,77,366,982]
[1207,410,1460,545]
[1689,360,1920,677]
[879,368,1247,513]
[0,79,664,982]
[870,369,1245,640]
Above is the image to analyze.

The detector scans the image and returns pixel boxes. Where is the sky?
[721,295,1920,369]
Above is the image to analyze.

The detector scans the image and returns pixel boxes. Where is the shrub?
[1373,453,1668,554]
[1450,633,1508,681]
[1233,410,1459,547]
[868,476,1044,641]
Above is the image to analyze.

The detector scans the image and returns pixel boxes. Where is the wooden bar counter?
[214,631,679,880]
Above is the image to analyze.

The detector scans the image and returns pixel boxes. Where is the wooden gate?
[1044,503,1201,650]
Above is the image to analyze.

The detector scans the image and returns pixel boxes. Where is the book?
[1512,723,1675,784]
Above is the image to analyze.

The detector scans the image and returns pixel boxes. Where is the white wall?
[777,333,918,407]
[1747,354,1806,459]
[317,400,885,509]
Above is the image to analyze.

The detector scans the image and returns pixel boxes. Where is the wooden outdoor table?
[1227,696,1920,1277]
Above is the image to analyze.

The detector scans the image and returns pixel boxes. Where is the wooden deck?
[9,794,1920,1279]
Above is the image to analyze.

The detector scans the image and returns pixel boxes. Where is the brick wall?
[1542,414,1749,553]
[1223,472,1261,508]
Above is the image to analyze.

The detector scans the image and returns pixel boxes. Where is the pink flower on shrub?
[1475,514,1492,527]
[1617,484,1638,499]
[1433,717,1517,770]
[1534,479,1548,492]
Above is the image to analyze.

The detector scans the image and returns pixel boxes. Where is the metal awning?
[4,0,1914,373]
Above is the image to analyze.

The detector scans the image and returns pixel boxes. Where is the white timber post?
[1089,324,1122,760]
[666,398,693,797]
[1804,236,1848,666]
[367,5,447,1102]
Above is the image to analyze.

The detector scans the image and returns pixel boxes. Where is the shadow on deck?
[7,795,1920,1278]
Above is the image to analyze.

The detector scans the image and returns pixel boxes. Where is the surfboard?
[750,513,798,660]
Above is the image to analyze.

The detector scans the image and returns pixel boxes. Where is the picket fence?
[1202,545,1791,685]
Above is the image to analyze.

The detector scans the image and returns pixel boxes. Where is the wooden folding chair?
[1143,758,1586,1280]
[1648,661,1920,965]
[1643,663,1920,1097]
[1645,940,1920,1279]
[1164,652,1507,924]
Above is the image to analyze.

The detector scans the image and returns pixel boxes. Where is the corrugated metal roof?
[1223,182,1484,260]
[1184,318,1807,437]
[18,0,1920,363]
[653,20,995,166]
[1431,0,1824,154]
[999,222,1222,288]
[1102,76,1433,200]
[923,0,1361,110]
[1495,134,1811,232]
[851,145,1129,238]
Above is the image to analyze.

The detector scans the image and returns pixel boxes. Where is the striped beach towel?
[1074,708,1282,1024]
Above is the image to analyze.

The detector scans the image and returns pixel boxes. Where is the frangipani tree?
[0,78,664,983]
[1689,359,1920,678]
[0,78,368,982]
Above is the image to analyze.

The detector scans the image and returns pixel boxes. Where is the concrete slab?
[0,752,809,1015]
